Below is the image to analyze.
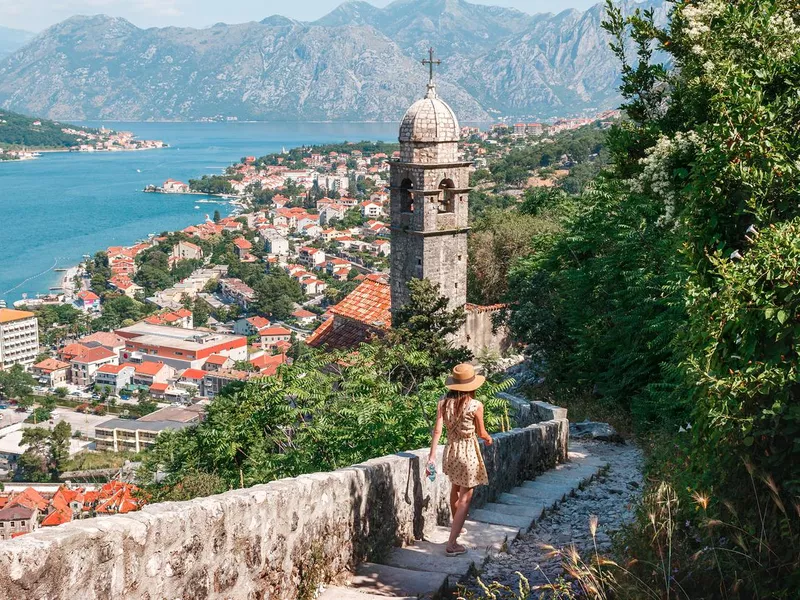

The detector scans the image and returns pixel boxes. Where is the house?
[234,316,271,337]
[162,179,190,193]
[79,332,128,355]
[176,368,207,395]
[232,237,253,259]
[31,358,71,388]
[259,326,292,350]
[0,505,38,540]
[249,353,288,376]
[265,236,289,256]
[57,343,91,363]
[218,278,256,310]
[202,354,234,372]
[291,309,317,327]
[360,201,383,219]
[70,346,118,388]
[319,203,348,224]
[170,241,203,265]
[74,290,101,313]
[108,275,143,298]
[94,364,135,394]
[298,246,326,268]
[148,382,170,400]
[143,308,194,329]
[371,239,391,256]
[300,277,327,296]
[129,361,174,388]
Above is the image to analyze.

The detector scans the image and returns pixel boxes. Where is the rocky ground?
[458,439,644,598]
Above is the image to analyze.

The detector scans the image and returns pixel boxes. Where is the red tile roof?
[71,346,117,364]
[33,358,70,372]
[306,276,391,350]
[7,487,48,511]
[249,353,288,375]
[78,291,100,302]
[261,326,291,337]
[180,368,207,380]
[149,382,169,392]
[292,309,315,319]
[134,362,167,376]
[247,316,271,330]
[233,237,253,249]
[204,354,231,365]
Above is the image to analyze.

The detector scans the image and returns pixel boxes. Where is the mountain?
[0,0,667,122]
[0,26,36,60]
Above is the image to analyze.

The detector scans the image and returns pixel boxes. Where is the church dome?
[399,84,460,143]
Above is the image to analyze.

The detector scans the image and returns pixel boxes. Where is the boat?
[54,268,67,272]
[194,205,200,209]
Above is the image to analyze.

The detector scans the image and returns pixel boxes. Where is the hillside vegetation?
[0,109,99,148]
[465,0,800,596]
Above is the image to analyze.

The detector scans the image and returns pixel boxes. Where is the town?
[0,109,616,537]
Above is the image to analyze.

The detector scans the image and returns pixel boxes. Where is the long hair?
[444,389,474,425]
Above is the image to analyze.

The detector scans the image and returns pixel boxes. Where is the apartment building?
[0,309,39,371]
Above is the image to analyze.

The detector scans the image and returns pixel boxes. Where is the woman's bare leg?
[448,486,474,549]
[449,484,459,520]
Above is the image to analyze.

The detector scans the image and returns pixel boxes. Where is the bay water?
[0,122,396,304]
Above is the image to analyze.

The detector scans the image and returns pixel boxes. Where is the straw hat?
[445,363,486,392]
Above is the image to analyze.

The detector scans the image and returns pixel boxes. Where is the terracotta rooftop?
[33,358,70,372]
[306,276,391,350]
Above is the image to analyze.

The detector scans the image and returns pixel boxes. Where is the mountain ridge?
[0,0,668,122]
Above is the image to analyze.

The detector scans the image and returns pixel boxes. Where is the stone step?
[470,508,532,531]
[483,501,545,520]
[508,484,573,506]
[320,563,449,599]
[383,541,481,578]
[424,519,520,554]
[319,588,416,600]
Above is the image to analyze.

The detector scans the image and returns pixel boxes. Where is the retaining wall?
[0,399,567,600]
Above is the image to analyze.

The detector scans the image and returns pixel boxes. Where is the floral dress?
[442,398,489,488]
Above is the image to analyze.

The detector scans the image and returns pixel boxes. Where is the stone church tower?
[389,56,471,315]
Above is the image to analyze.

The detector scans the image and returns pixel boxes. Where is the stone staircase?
[319,444,608,599]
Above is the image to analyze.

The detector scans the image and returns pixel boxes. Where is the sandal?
[446,544,467,557]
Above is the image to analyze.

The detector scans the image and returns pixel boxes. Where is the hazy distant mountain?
[0,26,35,59]
[0,0,667,122]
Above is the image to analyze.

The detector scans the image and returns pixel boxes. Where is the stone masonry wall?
[0,398,567,600]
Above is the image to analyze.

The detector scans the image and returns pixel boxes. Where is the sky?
[0,0,601,33]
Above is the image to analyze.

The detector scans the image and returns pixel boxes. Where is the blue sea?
[0,122,397,304]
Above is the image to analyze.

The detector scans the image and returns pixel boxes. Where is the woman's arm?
[427,399,445,463]
[474,403,493,446]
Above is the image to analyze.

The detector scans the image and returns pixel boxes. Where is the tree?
[254,273,304,320]
[0,364,35,401]
[388,278,471,378]
[54,387,68,399]
[213,210,221,223]
[49,420,72,480]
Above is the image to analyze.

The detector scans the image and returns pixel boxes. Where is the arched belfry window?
[438,179,456,214]
[400,178,414,213]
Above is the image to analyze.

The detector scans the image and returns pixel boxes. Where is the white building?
[0,309,39,371]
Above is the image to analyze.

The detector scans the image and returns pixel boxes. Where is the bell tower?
[390,48,471,317]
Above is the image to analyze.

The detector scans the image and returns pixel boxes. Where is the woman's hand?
[481,434,493,446]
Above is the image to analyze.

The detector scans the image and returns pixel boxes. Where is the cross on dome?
[422,47,441,98]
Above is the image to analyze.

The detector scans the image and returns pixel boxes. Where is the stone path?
[319,443,617,599]
[459,439,644,597]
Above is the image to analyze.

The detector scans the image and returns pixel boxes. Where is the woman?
[427,363,493,556]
